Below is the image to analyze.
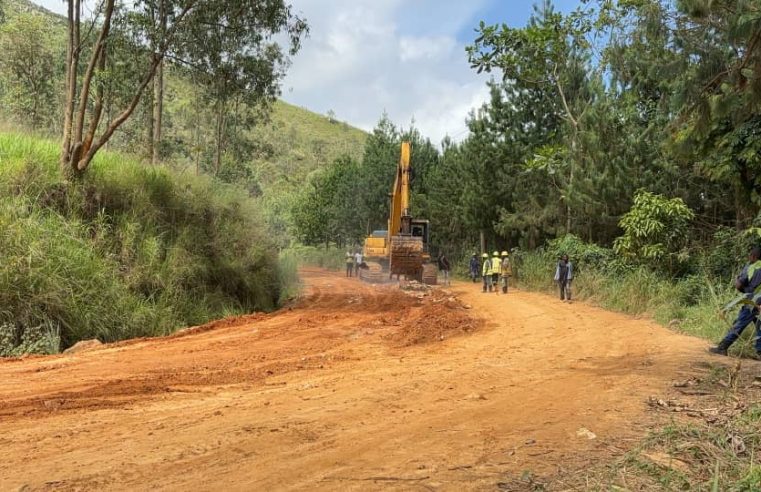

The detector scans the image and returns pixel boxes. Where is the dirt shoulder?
[0,268,718,491]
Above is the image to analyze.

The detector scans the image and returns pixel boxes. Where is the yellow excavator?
[360,142,438,284]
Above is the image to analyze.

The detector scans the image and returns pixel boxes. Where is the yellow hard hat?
[501,251,509,257]
[482,253,489,259]
[492,251,500,257]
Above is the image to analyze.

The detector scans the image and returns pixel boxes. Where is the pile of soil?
[386,291,482,347]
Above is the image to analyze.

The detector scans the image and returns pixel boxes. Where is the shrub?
[546,234,614,272]
[614,190,694,274]
[699,226,754,282]
[0,132,288,353]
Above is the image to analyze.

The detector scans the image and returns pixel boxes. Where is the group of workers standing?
[468,251,573,300]
[468,251,513,294]
[346,246,575,302]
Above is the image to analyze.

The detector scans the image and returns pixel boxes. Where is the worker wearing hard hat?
[500,251,512,294]
[490,251,502,295]
[481,253,492,293]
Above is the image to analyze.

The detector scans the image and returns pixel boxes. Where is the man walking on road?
[345,251,354,277]
[469,253,480,283]
[555,254,573,302]
[500,251,512,294]
[710,246,761,358]
[490,251,502,295]
[438,252,451,286]
[482,253,492,293]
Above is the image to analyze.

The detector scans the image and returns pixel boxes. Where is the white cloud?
[282,0,492,144]
[31,0,492,143]
[399,36,457,62]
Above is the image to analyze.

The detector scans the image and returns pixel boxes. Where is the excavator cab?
[410,220,429,245]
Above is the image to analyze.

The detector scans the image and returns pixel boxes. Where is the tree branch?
[553,63,579,128]
[73,0,114,147]
[78,56,162,171]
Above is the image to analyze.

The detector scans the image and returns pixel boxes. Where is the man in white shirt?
[354,251,363,276]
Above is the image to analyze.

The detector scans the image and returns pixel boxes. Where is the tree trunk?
[60,0,196,175]
[215,101,226,175]
[62,0,115,175]
[151,2,166,165]
[553,64,579,237]
[152,58,164,164]
[566,129,577,235]
[146,88,154,160]
[60,0,81,174]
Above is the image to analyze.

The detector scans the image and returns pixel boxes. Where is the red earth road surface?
[0,268,712,490]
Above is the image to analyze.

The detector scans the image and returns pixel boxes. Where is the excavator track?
[358,261,387,283]
[422,263,438,286]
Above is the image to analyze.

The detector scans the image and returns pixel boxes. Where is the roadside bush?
[277,249,301,303]
[512,248,555,291]
[0,321,60,357]
[0,132,287,353]
[613,190,694,274]
[546,234,613,272]
[698,226,754,282]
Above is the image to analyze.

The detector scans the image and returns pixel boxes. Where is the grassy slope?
[5,0,64,20]
[0,0,369,351]
[0,132,284,353]
[253,100,367,188]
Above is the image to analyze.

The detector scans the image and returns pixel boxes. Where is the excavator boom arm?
[388,141,412,239]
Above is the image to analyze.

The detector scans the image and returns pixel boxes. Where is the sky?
[32,0,583,143]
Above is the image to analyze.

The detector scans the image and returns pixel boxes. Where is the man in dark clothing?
[710,246,761,357]
[438,253,451,286]
[469,253,480,283]
[554,254,573,302]
[345,251,354,278]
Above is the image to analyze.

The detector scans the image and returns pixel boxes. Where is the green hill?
[252,100,367,188]
[1,0,368,246]
[4,0,64,20]
[1,0,367,188]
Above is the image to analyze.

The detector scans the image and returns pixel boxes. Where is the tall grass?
[0,132,289,352]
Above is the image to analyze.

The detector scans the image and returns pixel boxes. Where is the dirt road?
[0,268,711,490]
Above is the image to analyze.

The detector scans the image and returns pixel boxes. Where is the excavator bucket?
[389,236,424,279]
